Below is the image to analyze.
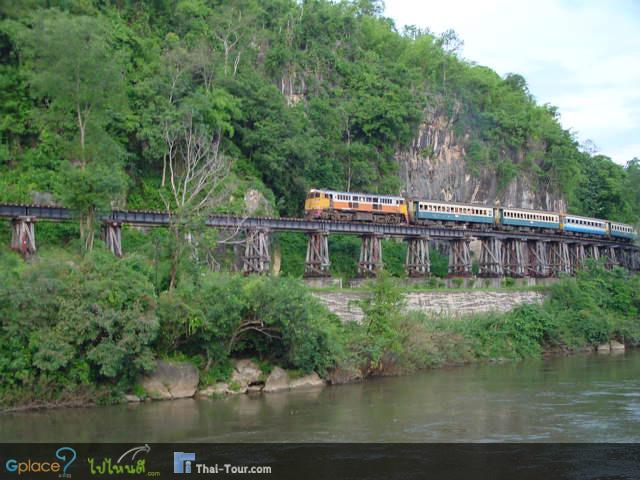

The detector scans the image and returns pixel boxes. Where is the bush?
[0,250,158,404]
[157,273,344,378]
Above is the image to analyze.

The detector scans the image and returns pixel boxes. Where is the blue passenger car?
[562,215,607,236]
[610,222,638,240]
[411,200,494,224]
[500,208,560,230]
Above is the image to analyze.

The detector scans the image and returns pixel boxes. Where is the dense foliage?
[0,249,344,407]
[0,0,637,225]
[0,249,158,406]
[157,273,344,378]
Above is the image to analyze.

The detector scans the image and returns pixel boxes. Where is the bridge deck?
[0,203,637,249]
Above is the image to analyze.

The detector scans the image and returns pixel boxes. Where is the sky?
[384,0,640,165]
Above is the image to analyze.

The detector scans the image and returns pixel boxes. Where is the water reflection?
[2,351,640,442]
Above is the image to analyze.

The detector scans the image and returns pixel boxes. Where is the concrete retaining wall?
[313,290,545,323]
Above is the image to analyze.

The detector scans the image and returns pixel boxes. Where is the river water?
[3,350,640,442]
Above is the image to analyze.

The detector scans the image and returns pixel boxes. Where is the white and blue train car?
[609,222,638,241]
[500,208,560,230]
[562,215,608,236]
[411,200,494,225]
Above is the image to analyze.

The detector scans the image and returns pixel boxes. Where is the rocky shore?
[127,359,327,403]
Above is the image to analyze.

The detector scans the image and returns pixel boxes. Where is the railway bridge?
[1,203,639,278]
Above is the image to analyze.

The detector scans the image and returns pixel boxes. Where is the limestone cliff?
[396,105,567,212]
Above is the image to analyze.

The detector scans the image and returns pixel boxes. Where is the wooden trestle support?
[448,238,472,277]
[585,244,600,261]
[405,236,430,277]
[526,240,549,277]
[358,234,383,277]
[619,247,640,271]
[599,246,618,269]
[304,231,330,277]
[478,237,503,277]
[567,242,586,275]
[502,239,527,277]
[547,241,571,276]
[631,249,640,271]
[243,229,270,275]
[10,216,36,258]
[102,221,123,258]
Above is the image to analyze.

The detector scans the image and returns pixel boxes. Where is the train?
[304,188,638,242]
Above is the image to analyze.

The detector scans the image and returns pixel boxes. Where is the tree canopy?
[0,0,637,224]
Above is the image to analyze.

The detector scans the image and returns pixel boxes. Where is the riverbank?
[1,249,639,412]
[3,351,640,442]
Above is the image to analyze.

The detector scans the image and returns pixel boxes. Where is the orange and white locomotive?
[304,189,409,224]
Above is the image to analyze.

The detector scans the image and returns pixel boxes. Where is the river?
[2,350,640,442]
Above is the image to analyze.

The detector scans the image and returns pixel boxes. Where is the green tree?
[21,10,128,250]
[574,154,633,222]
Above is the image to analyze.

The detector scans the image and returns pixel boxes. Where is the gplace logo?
[5,446,77,476]
[173,452,196,474]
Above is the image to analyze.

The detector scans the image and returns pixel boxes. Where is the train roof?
[309,188,405,201]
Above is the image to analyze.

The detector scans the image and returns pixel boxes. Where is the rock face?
[197,383,232,397]
[243,189,274,216]
[610,340,625,351]
[230,359,264,393]
[326,365,363,385]
[141,361,199,400]
[396,107,566,211]
[264,367,290,393]
[598,340,625,353]
[197,364,327,397]
[289,372,325,389]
